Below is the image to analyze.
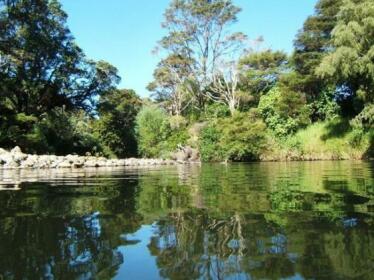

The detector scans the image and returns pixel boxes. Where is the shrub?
[95,89,141,158]
[204,103,231,119]
[350,103,374,130]
[199,125,223,162]
[136,105,170,158]
[258,87,311,137]
[33,108,101,155]
[136,105,190,158]
[308,89,340,121]
[219,111,268,161]
[199,111,267,162]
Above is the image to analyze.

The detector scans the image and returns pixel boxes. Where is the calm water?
[0,161,373,280]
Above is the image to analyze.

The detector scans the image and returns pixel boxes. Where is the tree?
[238,50,288,106]
[147,54,195,116]
[0,0,120,116]
[135,105,170,158]
[292,0,342,99]
[154,0,247,111]
[95,89,141,158]
[0,0,120,151]
[316,0,374,113]
[208,60,241,115]
[258,87,311,136]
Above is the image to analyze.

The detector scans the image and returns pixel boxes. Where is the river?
[0,161,373,279]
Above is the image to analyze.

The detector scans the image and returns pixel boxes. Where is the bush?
[33,108,101,155]
[136,105,170,158]
[258,87,311,137]
[199,125,223,162]
[308,89,340,121]
[204,103,231,120]
[95,89,140,158]
[350,103,374,130]
[136,106,189,158]
[219,111,268,161]
[199,111,268,162]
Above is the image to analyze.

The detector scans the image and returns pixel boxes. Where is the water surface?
[0,161,373,279]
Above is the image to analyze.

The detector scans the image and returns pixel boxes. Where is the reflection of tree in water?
[0,162,372,279]
[0,178,143,280]
[147,210,297,279]
[135,163,374,280]
[0,213,125,279]
[146,209,374,280]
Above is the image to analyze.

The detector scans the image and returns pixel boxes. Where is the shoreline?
[0,147,371,170]
[0,147,184,170]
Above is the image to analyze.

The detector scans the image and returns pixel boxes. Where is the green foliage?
[29,108,101,155]
[308,89,340,121]
[199,112,267,162]
[264,118,372,161]
[136,105,170,158]
[350,103,374,130]
[238,50,288,103]
[219,111,268,161]
[292,0,342,98]
[0,0,121,152]
[204,103,231,120]
[0,113,38,149]
[0,0,120,115]
[258,87,311,137]
[199,125,223,162]
[316,0,374,108]
[136,105,189,158]
[95,89,141,158]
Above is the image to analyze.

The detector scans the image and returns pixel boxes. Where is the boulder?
[189,149,200,162]
[84,160,99,168]
[10,146,22,154]
[4,159,19,169]
[58,161,72,168]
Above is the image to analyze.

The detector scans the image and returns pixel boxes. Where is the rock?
[84,160,99,168]
[13,152,28,163]
[58,161,72,168]
[174,151,189,161]
[189,148,200,162]
[72,160,85,168]
[20,155,38,168]
[10,146,22,154]
[65,154,79,164]
[0,146,181,169]
[4,159,19,169]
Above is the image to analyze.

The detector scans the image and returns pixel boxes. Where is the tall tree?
[238,50,288,106]
[292,0,342,99]
[95,89,141,158]
[153,0,247,111]
[147,54,195,116]
[0,0,120,116]
[316,0,374,113]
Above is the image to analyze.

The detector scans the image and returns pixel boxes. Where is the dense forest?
[0,0,373,161]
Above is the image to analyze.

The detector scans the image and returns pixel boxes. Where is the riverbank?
[0,147,181,169]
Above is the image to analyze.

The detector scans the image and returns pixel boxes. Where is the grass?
[261,118,373,161]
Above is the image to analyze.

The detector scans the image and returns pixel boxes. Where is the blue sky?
[60,0,317,97]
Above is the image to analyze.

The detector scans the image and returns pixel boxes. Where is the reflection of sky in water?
[115,225,159,279]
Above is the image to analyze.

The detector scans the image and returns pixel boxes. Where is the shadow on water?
[0,162,373,279]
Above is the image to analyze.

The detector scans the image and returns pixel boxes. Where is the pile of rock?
[170,146,200,162]
[0,147,178,169]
